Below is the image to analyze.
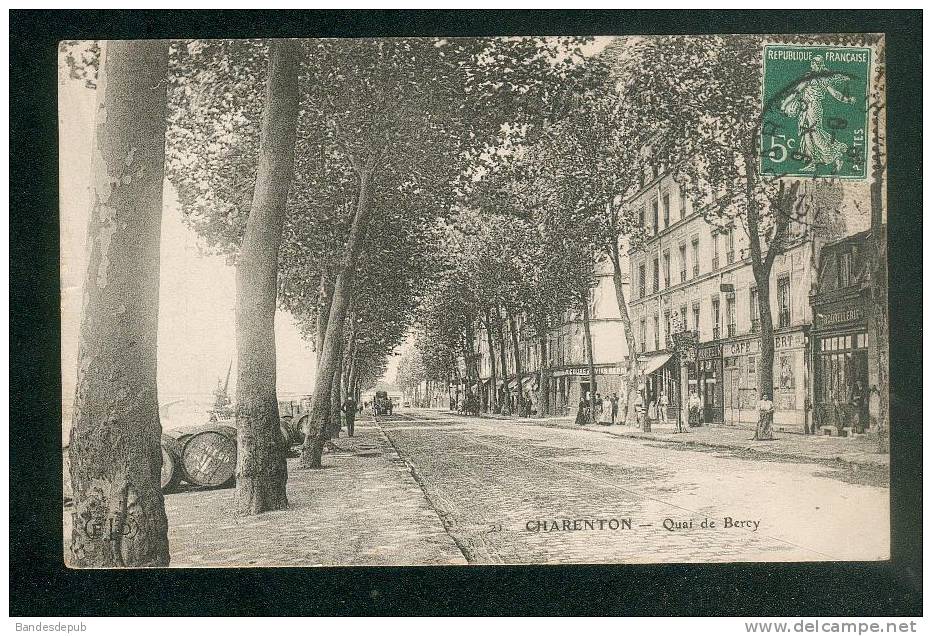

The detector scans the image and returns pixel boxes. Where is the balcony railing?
[712,257,719,270]
[680,269,687,283]
[692,265,699,277]
[713,326,721,340]
[726,250,735,264]
[751,319,760,333]
[727,323,737,337]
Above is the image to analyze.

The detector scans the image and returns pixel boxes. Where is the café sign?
[725,331,805,356]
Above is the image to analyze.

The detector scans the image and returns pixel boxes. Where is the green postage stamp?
[761,44,871,179]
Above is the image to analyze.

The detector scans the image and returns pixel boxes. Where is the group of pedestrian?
[575,391,619,426]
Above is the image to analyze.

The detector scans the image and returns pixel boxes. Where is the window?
[839,251,852,288]
[750,287,760,333]
[679,305,688,332]
[747,355,757,388]
[651,198,659,235]
[712,233,720,270]
[712,297,721,340]
[691,237,700,277]
[726,229,735,264]
[778,275,791,327]
[639,319,646,353]
[664,310,671,346]
[692,302,701,339]
[653,315,660,351]
[663,250,671,287]
[652,257,660,293]
[662,192,671,228]
[679,244,687,282]
[679,183,687,219]
[638,263,646,298]
[638,205,645,230]
[726,294,736,337]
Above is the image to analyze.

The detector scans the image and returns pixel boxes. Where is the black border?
[9,10,922,617]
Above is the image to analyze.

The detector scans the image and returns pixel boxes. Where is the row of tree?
[66,36,596,566]
[65,34,888,567]
[400,34,888,443]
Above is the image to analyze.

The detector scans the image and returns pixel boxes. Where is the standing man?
[342,393,357,437]
[610,392,619,425]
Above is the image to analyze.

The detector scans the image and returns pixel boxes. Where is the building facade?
[472,258,632,416]
[809,228,883,434]
[627,170,818,430]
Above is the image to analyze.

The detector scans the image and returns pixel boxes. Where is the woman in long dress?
[599,395,613,425]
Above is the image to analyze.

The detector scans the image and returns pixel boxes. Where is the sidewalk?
[63,418,467,567]
[434,409,889,469]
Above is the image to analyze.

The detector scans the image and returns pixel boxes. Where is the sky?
[59,56,318,411]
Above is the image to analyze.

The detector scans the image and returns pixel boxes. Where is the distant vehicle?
[373,390,393,416]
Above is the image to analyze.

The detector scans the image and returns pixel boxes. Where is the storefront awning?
[639,352,673,376]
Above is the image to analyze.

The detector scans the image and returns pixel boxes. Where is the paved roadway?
[377,409,889,565]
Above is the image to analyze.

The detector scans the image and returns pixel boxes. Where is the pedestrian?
[341,394,357,437]
[647,398,657,424]
[599,394,612,426]
[688,391,702,426]
[634,391,645,428]
[610,392,619,425]
[575,396,588,426]
[659,390,668,423]
[851,380,866,434]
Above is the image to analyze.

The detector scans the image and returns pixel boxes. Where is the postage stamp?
[761,44,871,179]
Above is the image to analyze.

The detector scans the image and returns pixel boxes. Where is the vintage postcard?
[60,33,890,568]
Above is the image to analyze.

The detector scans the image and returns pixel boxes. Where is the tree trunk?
[745,165,796,441]
[506,308,525,417]
[69,40,170,567]
[869,101,889,453]
[608,241,640,426]
[581,294,598,425]
[329,357,342,438]
[495,306,511,414]
[465,321,484,411]
[538,333,551,417]
[233,39,300,514]
[315,272,334,362]
[482,311,499,413]
[300,164,375,468]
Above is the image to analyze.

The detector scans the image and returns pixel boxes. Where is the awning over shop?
[639,352,673,376]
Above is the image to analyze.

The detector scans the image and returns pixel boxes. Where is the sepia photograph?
[55,30,897,571]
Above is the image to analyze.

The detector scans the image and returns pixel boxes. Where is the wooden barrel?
[179,426,237,488]
[160,435,183,493]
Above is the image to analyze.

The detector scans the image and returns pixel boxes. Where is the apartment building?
[627,170,817,430]
[472,257,632,416]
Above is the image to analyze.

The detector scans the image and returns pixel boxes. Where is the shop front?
[638,351,679,421]
[693,343,723,424]
[811,296,870,433]
[550,364,626,415]
[720,328,809,429]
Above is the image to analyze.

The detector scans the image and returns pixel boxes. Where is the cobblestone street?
[379,409,889,565]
